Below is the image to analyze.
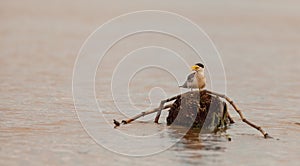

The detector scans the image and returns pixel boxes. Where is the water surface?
[1,0,300,165]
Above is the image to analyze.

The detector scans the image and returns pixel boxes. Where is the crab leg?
[204,90,271,138]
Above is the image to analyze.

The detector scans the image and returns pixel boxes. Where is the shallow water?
[1,0,300,165]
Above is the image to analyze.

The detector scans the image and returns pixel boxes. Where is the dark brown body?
[166,91,230,132]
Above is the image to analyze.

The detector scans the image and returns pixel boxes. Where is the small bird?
[179,63,206,91]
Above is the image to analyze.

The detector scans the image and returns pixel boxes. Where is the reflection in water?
[170,127,227,151]
[167,127,228,165]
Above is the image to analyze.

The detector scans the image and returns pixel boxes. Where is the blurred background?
[1,0,300,165]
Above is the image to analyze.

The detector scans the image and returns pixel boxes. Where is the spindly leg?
[113,104,174,128]
[204,90,271,138]
[113,94,181,128]
[227,112,235,124]
[154,94,181,123]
